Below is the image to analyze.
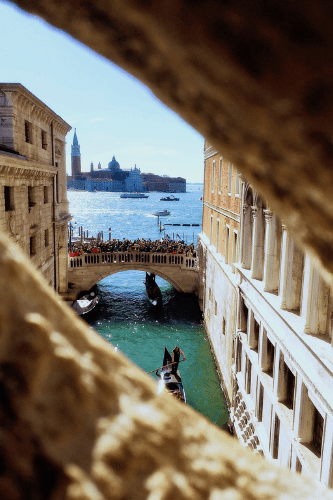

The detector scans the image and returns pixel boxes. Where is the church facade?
[67,131,144,192]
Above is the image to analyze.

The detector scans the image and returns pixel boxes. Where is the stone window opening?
[211,160,215,192]
[28,186,36,211]
[218,157,223,193]
[225,225,230,264]
[44,228,49,248]
[30,235,36,257]
[284,363,295,410]
[235,170,240,197]
[222,317,226,335]
[246,357,252,394]
[44,186,49,204]
[249,315,260,352]
[41,130,48,150]
[228,162,232,195]
[216,219,220,253]
[312,407,324,457]
[265,336,275,377]
[25,120,32,144]
[4,186,14,211]
[257,382,264,422]
[236,339,242,372]
[272,414,280,459]
[238,295,248,333]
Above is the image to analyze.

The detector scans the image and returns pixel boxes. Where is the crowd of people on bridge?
[69,237,197,258]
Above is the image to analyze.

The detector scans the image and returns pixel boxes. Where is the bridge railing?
[69,251,198,270]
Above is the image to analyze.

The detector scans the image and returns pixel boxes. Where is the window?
[25,121,32,143]
[4,186,14,211]
[251,317,260,352]
[44,229,49,247]
[28,186,36,210]
[30,236,36,256]
[239,296,249,332]
[312,407,324,457]
[216,219,220,253]
[222,317,226,335]
[236,340,242,372]
[232,230,238,271]
[44,186,49,204]
[225,225,230,264]
[246,357,252,394]
[228,162,232,194]
[211,160,215,192]
[210,215,213,244]
[41,130,48,150]
[284,364,295,410]
[218,157,223,192]
[258,382,264,422]
[265,336,275,376]
[272,414,280,459]
[235,168,240,196]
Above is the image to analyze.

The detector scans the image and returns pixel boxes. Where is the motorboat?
[72,292,100,315]
[120,193,149,198]
[144,272,162,306]
[154,347,186,403]
[153,210,170,216]
[160,195,180,201]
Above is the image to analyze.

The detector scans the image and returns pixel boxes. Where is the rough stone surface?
[1,230,333,498]
[11,0,333,283]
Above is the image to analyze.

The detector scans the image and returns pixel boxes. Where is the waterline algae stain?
[68,186,229,428]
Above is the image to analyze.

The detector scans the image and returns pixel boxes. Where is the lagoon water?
[67,184,229,428]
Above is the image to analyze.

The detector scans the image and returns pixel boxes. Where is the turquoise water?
[67,186,229,428]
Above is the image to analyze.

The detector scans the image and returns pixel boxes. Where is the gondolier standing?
[171,345,186,374]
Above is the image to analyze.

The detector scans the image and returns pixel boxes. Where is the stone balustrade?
[69,251,198,271]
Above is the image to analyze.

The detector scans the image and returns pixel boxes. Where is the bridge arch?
[68,251,199,297]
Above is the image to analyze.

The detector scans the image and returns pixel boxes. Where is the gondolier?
[171,345,186,374]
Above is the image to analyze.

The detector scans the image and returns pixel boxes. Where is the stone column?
[263,209,278,292]
[300,253,314,334]
[251,206,264,280]
[279,223,291,309]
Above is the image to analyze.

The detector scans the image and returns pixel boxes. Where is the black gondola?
[144,272,162,306]
[155,347,186,403]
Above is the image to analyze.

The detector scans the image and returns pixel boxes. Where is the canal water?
[67,185,229,428]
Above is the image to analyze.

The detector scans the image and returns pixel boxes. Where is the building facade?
[197,141,241,403]
[141,173,186,193]
[199,141,333,486]
[0,83,71,292]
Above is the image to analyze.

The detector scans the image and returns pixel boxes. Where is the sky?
[0,1,204,183]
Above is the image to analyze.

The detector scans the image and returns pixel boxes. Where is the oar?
[146,358,186,374]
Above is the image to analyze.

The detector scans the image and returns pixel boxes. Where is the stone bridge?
[68,250,199,298]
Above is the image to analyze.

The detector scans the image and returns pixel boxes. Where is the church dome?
[108,156,120,171]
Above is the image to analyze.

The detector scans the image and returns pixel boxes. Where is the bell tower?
[71,129,81,178]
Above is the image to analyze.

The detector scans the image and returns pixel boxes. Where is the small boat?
[155,347,186,403]
[144,272,162,306]
[120,193,149,198]
[153,210,170,216]
[160,195,180,201]
[72,292,100,315]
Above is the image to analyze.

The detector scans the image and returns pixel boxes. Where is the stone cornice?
[203,200,240,222]
[204,145,219,160]
[0,83,71,135]
[0,155,56,180]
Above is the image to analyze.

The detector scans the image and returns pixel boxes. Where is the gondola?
[144,272,162,306]
[155,347,186,403]
[72,292,100,315]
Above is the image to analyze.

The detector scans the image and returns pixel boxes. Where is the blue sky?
[0,1,204,182]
